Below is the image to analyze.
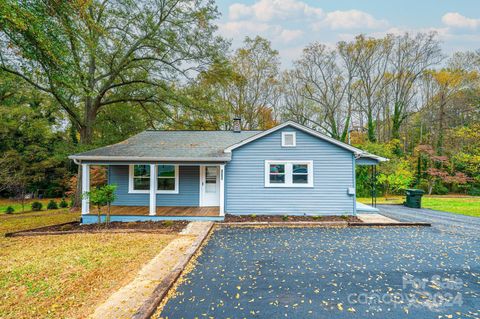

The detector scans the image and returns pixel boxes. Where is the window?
[265,160,313,187]
[129,164,179,193]
[269,163,285,184]
[131,165,151,191]
[282,132,296,147]
[157,165,178,192]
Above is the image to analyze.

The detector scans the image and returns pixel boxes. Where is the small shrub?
[282,215,289,221]
[31,201,43,211]
[467,187,480,196]
[59,198,68,208]
[47,200,58,210]
[59,224,74,231]
[250,214,257,218]
[312,215,322,220]
[433,184,449,195]
[163,220,174,227]
[341,215,349,220]
[5,206,14,214]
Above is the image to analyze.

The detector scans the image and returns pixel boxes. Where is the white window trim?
[128,164,179,194]
[281,132,296,147]
[264,160,313,188]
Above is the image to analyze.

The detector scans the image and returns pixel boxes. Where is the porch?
[87,205,220,216]
[81,205,223,224]
[80,162,225,222]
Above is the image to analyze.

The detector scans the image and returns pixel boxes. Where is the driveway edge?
[131,222,214,319]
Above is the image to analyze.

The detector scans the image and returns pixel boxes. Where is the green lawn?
[358,195,480,218]
[0,198,63,214]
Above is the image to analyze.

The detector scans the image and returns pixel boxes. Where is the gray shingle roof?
[69,130,262,162]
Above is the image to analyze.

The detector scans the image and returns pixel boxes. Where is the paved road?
[377,204,480,236]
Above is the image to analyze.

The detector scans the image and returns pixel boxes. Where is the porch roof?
[69,130,261,162]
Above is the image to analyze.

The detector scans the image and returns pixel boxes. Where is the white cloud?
[279,29,304,43]
[318,10,388,30]
[369,26,451,39]
[229,3,253,20]
[442,12,480,29]
[229,0,323,22]
[218,21,302,44]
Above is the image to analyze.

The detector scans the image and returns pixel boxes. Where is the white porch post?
[81,164,90,215]
[219,164,225,216]
[149,164,156,215]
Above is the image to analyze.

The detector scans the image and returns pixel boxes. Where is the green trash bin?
[404,189,425,208]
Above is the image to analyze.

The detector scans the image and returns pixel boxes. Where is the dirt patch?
[223,214,362,223]
[15,221,188,234]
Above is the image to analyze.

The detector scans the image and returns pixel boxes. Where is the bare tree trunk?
[73,165,83,209]
[437,92,446,155]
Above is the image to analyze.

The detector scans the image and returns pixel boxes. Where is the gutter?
[68,155,232,162]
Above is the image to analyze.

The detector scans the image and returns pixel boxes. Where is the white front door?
[201,166,220,206]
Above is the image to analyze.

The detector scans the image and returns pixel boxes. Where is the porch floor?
[89,206,220,217]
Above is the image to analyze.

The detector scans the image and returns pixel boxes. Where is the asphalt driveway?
[377,204,480,236]
[159,222,480,318]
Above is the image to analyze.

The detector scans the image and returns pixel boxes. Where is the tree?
[279,70,316,126]
[0,0,225,144]
[389,32,444,139]
[344,35,393,142]
[0,70,72,199]
[292,43,355,140]
[422,69,478,154]
[377,159,413,199]
[221,36,281,130]
[84,184,117,226]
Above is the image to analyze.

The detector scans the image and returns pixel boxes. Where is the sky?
[215,0,480,67]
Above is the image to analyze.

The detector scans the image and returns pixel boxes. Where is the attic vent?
[233,118,241,133]
[282,132,296,147]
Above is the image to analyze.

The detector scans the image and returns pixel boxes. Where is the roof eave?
[68,155,232,162]
[357,153,389,162]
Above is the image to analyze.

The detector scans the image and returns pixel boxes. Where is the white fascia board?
[68,155,232,162]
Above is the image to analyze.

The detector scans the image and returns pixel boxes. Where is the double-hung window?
[129,164,179,194]
[130,165,151,191]
[265,160,313,187]
[157,165,178,192]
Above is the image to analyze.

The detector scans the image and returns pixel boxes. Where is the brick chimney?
[233,118,241,133]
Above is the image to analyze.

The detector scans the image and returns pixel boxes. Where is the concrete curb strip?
[5,228,185,237]
[219,221,349,227]
[218,221,431,227]
[131,222,214,319]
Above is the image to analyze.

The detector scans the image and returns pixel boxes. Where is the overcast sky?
[215,0,480,67]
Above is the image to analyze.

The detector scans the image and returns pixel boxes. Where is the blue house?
[69,120,386,223]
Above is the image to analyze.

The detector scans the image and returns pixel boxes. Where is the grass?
[358,195,480,218]
[0,198,63,214]
[0,210,80,235]
[0,209,178,319]
[422,197,480,217]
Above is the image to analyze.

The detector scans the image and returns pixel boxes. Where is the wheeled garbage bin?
[404,189,425,208]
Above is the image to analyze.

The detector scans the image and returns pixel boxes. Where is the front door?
[201,166,220,206]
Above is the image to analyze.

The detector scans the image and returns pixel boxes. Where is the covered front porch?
[80,162,225,223]
[85,205,220,216]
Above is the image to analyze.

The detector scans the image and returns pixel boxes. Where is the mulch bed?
[6,221,189,237]
[223,214,362,223]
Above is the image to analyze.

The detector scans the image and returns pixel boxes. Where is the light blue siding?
[225,126,355,215]
[109,165,200,206]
